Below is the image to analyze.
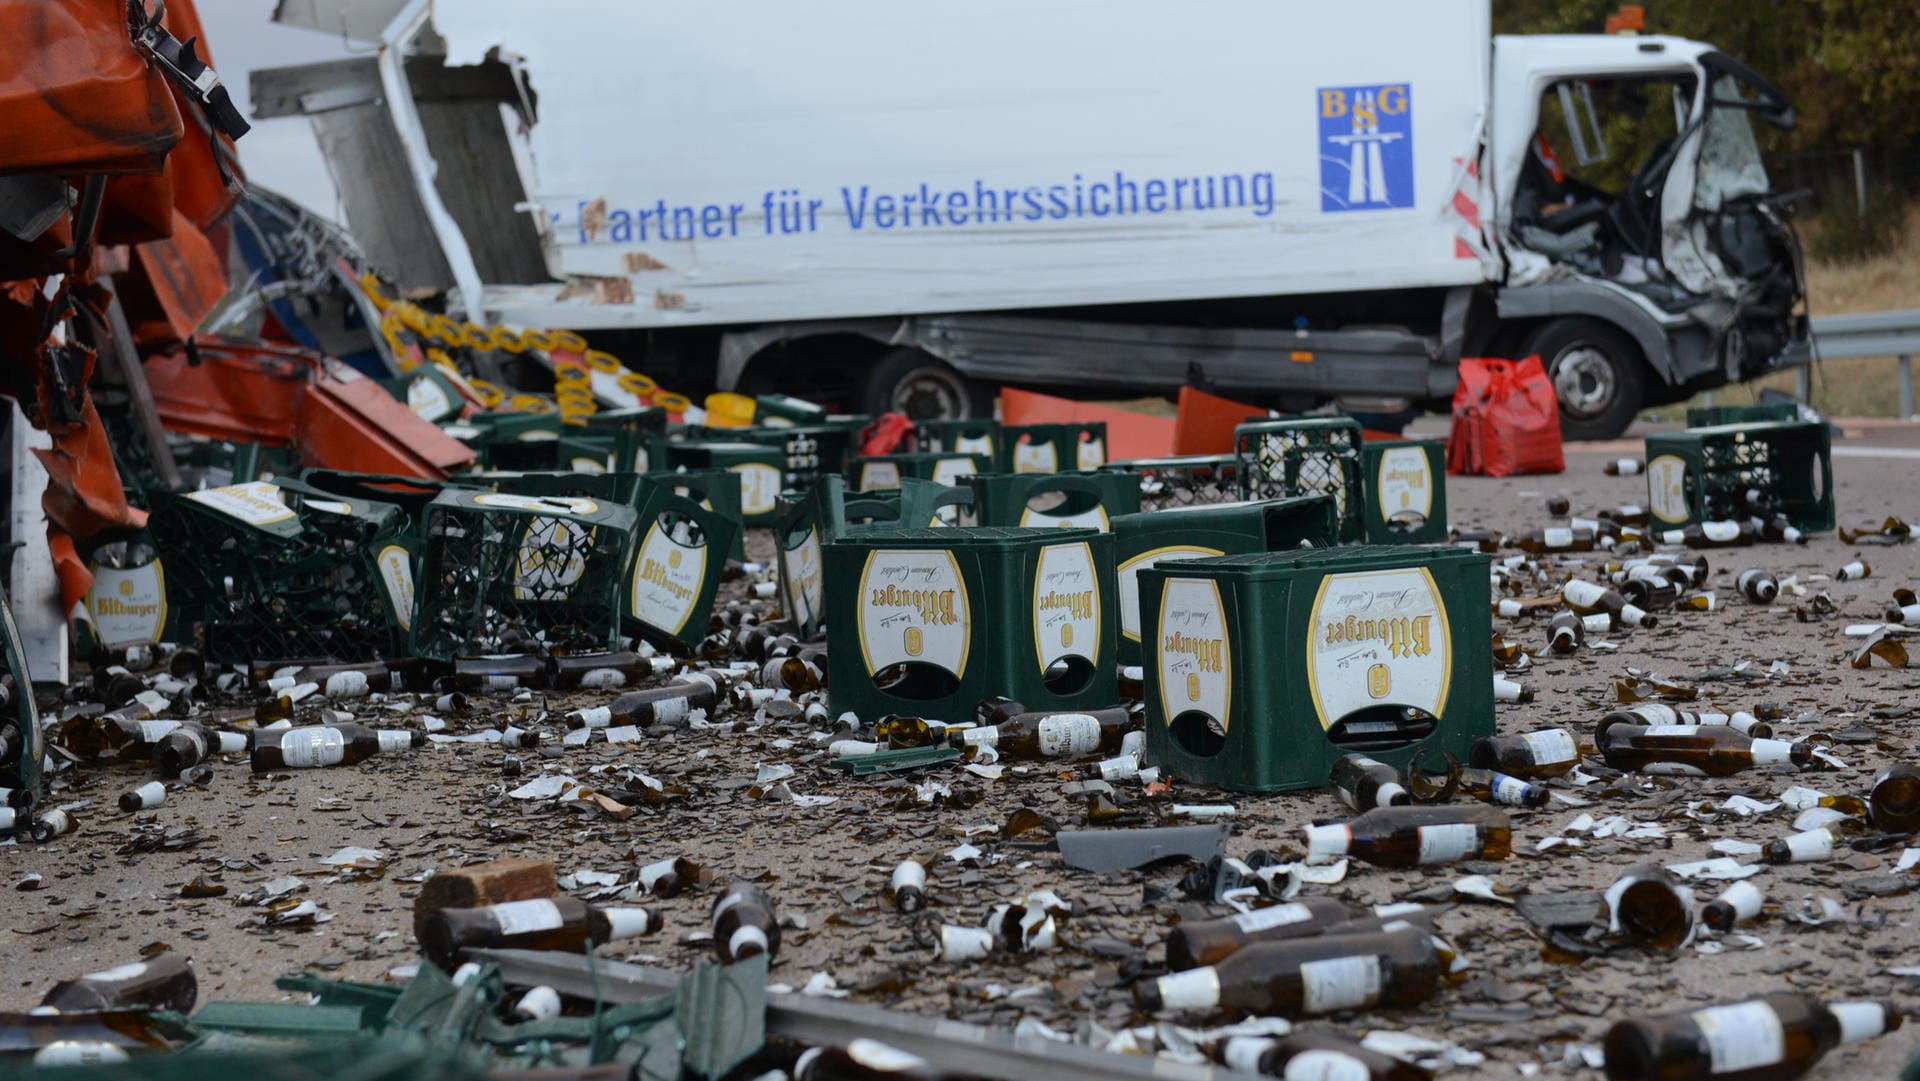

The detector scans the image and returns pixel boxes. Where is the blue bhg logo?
[1317,84,1413,212]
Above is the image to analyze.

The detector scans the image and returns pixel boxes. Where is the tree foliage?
[1493,0,1920,157]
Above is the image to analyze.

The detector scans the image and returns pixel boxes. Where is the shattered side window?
[1694,75,1770,212]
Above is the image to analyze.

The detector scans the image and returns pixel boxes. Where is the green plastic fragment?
[274,973,407,1030]
[187,1001,368,1040]
[675,954,768,1081]
[827,745,962,774]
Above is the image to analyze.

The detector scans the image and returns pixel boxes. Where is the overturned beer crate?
[850,451,988,492]
[149,480,419,662]
[1234,417,1366,542]
[410,490,638,662]
[1139,545,1492,792]
[1003,422,1107,473]
[775,479,972,636]
[0,582,44,808]
[1111,496,1338,667]
[1104,455,1242,508]
[916,418,1002,461]
[623,481,742,650]
[668,441,787,525]
[1359,439,1448,544]
[1643,421,1835,532]
[824,527,1117,722]
[969,472,1142,530]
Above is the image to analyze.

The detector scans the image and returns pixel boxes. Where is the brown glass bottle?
[1329,754,1411,811]
[1702,881,1765,933]
[550,651,667,690]
[1458,767,1549,808]
[1601,865,1693,949]
[638,856,698,898]
[420,896,656,968]
[946,707,1136,759]
[566,672,720,729]
[58,713,178,762]
[875,715,941,749]
[153,723,248,775]
[1620,574,1681,611]
[39,952,197,1014]
[250,723,424,771]
[1216,1031,1435,1081]
[1736,569,1779,604]
[1867,764,1920,833]
[1508,527,1595,555]
[1602,994,1900,1081]
[449,654,550,691]
[1603,458,1643,476]
[763,654,826,693]
[1546,610,1583,654]
[1468,728,1582,779]
[712,880,781,963]
[887,860,926,912]
[1136,924,1439,1016]
[1658,521,1756,549]
[1561,580,1657,629]
[1165,897,1356,970]
[1597,704,1771,743]
[1302,805,1511,868]
[1599,724,1811,777]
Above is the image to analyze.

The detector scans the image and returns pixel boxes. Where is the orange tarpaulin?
[1171,385,1267,455]
[998,387,1173,460]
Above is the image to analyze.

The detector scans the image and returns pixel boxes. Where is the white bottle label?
[1018,504,1109,532]
[1304,823,1352,862]
[1702,520,1741,542]
[630,519,708,637]
[187,481,294,526]
[1543,527,1574,548]
[780,526,824,628]
[1013,439,1058,474]
[1491,775,1533,805]
[847,1039,930,1075]
[1416,822,1480,864]
[1562,580,1606,607]
[574,706,612,729]
[1298,954,1382,1013]
[1639,724,1698,736]
[1647,455,1689,523]
[1036,714,1102,757]
[1283,1050,1372,1081]
[1032,542,1100,672]
[1222,1037,1277,1076]
[281,728,347,768]
[1307,567,1450,732]
[1640,762,1709,776]
[652,696,690,726]
[1630,704,1680,724]
[1693,1001,1786,1074]
[857,549,971,679]
[954,434,995,456]
[1373,446,1433,520]
[490,898,567,936]
[1156,577,1231,733]
[729,463,783,517]
[1718,881,1764,921]
[85,560,167,648]
[859,462,901,490]
[1521,729,1577,764]
[1749,739,1793,766]
[376,730,413,753]
[408,375,455,421]
[931,456,979,487]
[325,671,370,698]
[1230,902,1314,934]
[579,668,628,690]
[1118,546,1222,643]
[376,545,415,631]
[137,720,182,742]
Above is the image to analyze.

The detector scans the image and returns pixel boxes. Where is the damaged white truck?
[259,0,1807,438]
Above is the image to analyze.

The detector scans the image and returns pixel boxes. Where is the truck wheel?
[859,348,994,420]
[1523,318,1646,441]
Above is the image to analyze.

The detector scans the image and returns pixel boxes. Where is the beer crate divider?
[149,478,419,663]
[849,451,988,492]
[1359,438,1449,544]
[623,482,741,650]
[410,489,639,662]
[1110,495,1339,667]
[1103,454,1242,508]
[1643,421,1835,532]
[1002,422,1108,473]
[1139,545,1493,793]
[916,418,1002,461]
[666,440,787,526]
[824,526,1117,722]
[968,472,1143,530]
[1233,417,1366,542]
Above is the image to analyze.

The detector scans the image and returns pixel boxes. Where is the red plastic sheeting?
[998,387,1174,460]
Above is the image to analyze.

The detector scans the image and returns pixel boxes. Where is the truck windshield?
[1693,74,1771,212]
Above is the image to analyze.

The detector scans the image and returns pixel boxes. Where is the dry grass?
[1649,207,1920,420]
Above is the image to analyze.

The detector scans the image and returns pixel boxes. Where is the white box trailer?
[260,0,1807,437]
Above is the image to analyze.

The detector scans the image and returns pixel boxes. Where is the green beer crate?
[623,480,742,650]
[667,441,787,525]
[1139,545,1492,793]
[149,479,419,662]
[0,583,43,811]
[715,425,857,490]
[386,366,466,425]
[1003,422,1107,473]
[968,472,1142,531]
[850,451,987,492]
[467,412,564,472]
[1111,496,1338,667]
[409,489,638,661]
[1234,417,1366,542]
[1360,439,1449,544]
[775,478,973,636]
[917,418,1002,461]
[824,527,1116,722]
[583,406,668,473]
[753,393,831,427]
[1685,402,1800,428]
[1104,454,1242,508]
[1643,421,1835,533]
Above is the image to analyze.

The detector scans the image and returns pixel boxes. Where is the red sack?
[1447,356,1564,476]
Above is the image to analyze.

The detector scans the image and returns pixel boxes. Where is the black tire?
[858,348,995,420]
[1522,317,1647,441]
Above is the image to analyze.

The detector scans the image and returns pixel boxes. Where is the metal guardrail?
[1771,308,1920,417]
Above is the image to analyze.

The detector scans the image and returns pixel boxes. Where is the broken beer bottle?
[1329,754,1412,811]
[1302,805,1511,868]
[712,880,781,963]
[946,707,1137,759]
[1602,994,1899,1081]
[566,672,721,729]
[1164,897,1357,970]
[1598,724,1812,777]
[1136,924,1440,1016]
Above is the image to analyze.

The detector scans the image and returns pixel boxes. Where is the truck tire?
[1523,317,1646,441]
[859,348,994,420]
